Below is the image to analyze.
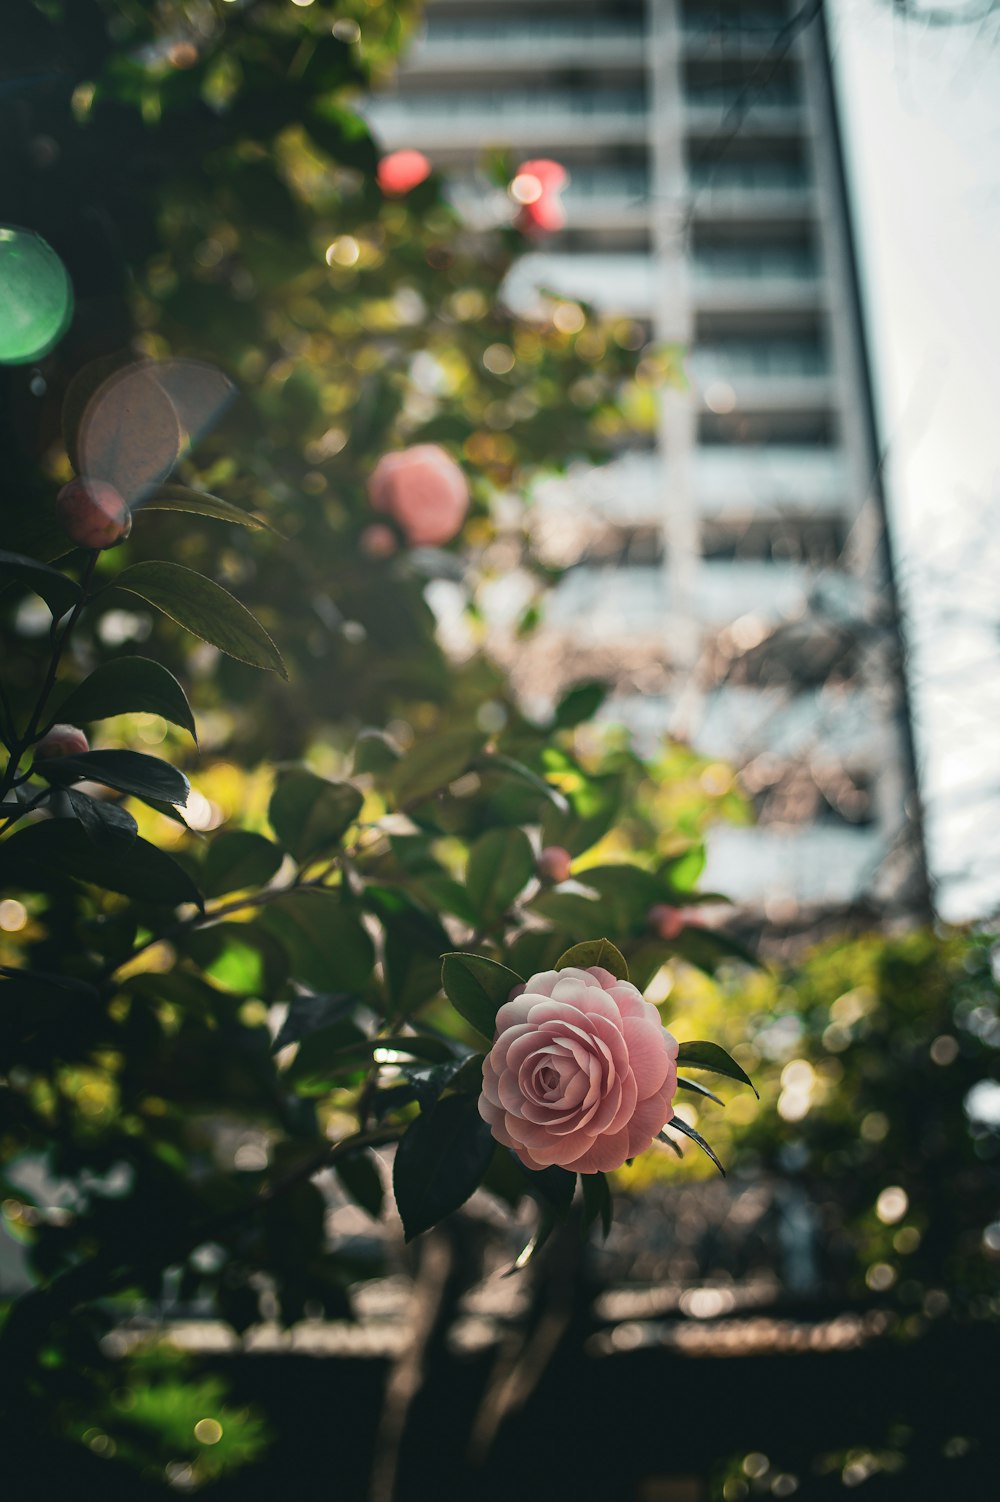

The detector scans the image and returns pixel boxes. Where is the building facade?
[369,0,925,919]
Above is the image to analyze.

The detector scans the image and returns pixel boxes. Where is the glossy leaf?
[268,770,363,863]
[660,1117,726,1177]
[202,830,284,898]
[115,560,287,677]
[675,1040,759,1098]
[392,1093,495,1242]
[53,657,197,740]
[390,729,485,808]
[0,548,80,617]
[143,483,277,532]
[554,680,607,729]
[465,826,535,924]
[65,788,138,850]
[35,748,190,806]
[0,817,202,906]
[474,752,568,811]
[334,1150,384,1220]
[580,1170,613,1239]
[261,892,374,993]
[441,952,523,1042]
[676,1075,725,1107]
[555,938,629,982]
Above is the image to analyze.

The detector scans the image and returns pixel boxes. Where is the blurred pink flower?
[537,845,573,883]
[511,158,568,237]
[377,150,431,197]
[55,478,132,550]
[368,444,469,547]
[35,724,89,759]
[479,966,678,1174]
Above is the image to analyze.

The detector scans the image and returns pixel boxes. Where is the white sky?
[828,0,1000,919]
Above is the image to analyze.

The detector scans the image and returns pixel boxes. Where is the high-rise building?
[369,0,926,920]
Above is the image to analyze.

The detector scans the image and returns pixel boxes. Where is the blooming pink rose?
[368,444,469,547]
[35,724,89,759]
[479,966,678,1174]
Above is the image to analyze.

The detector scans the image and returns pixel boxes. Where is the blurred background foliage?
[0,2,997,1499]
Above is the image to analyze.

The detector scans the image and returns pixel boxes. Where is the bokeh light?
[0,225,73,364]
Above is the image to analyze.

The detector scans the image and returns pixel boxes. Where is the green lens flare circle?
[0,225,74,365]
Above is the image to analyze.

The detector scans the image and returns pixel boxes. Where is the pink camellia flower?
[368,444,469,547]
[35,724,89,760]
[377,149,432,197]
[479,966,678,1174]
[55,478,132,550]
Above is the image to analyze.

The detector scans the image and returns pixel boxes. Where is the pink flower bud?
[511,159,568,237]
[368,444,470,547]
[359,523,398,559]
[55,479,132,550]
[648,904,686,942]
[35,724,89,760]
[377,150,431,197]
[537,845,573,883]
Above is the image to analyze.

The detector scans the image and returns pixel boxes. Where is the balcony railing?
[418,17,644,49]
[691,342,829,379]
[369,90,646,122]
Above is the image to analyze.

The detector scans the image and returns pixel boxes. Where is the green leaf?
[580,1170,613,1238]
[659,844,706,895]
[676,1076,725,1107]
[53,657,197,740]
[202,830,283,898]
[660,1118,726,1176]
[675,1040,759,1098]
[672,928,760,974]
[273,990,356,1050]
[474,753,568,811]
[554,680,607,730]
[261,892,374,993]
[268,770,363,863]
[34,748,190,806]
[520,1162,577,1218]
[577,863,669,930]
[114,560,287,677]
[507,1211,557,1274]
[364,885,451,1016]
[465,827,535,924]
[392,1094,495,1242]
[529,889,603,934]
[0,549,81,617]
[334,1150,384,1220]
[142,483,278,533]
[441,952,523,1043]
[353,729,401,777]
[0,818,202,906]
[555,938,629,982]
[65,788,137,850]
[390,729,485,808]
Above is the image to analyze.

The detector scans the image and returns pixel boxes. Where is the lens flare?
[0,225,73,364]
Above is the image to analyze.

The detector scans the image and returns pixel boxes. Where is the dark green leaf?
[142,483,277,533]
[273,989,357,1051]
[202,830,283,897]
[580,1170,613,1238]
[675,1040,759,1097]
[441,952,523,1043]
[114,560,287,677]
[334,1150,384,1220]
[529,889,603,933]
[676,1075,725,1107]
[261,892,374,993]
[660,1117,726,1176]
[520,1162,577,1218]
[392,1094,495,1242]
[353,729,401,776]
[390,729,485,808]
[672,928,760,974]
[269,769,363,863]
[53,657,197,740]
[0,818,202,906]
[554,680,607,729]
[65,788,137,850]
[0,549,80,617]
[507,1211,557,1274]
[555,938,629,981]
[465,826,535,924]
[35,748,190,806]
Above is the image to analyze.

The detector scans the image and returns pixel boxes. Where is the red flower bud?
[55,479,132,550]
[35,723,89,760]
[537,845,573,883]
[648,904,686,942]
